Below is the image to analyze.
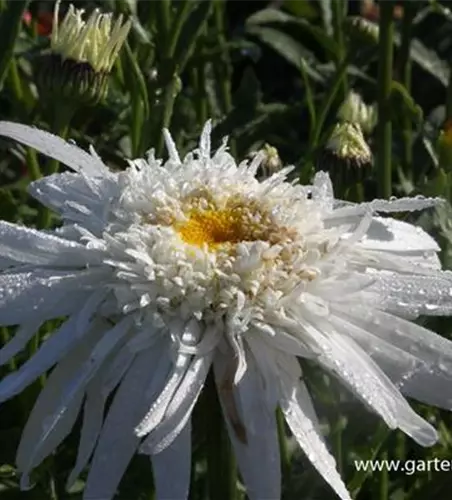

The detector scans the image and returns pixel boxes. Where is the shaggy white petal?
[150,420,191,500]
[67,345,135,488]
[0,321,43,366]
[29,172,118,233]
[308,320,437,446]
[16,320,107,486]
[0,220,104,267]
[280,380,351,500]
[0,121,107,175]
[359,217,440,253]
[0,290,108,401]
[214,346,281,500]
[139,351,213,453]
[329,312,452,409]
[84,343,171,500]
[0,268,108,326]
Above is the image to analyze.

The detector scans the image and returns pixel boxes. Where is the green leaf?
[233,67,262,113]
[390,81,423,126]
[284,0,319,20]
[246,26,325,82]
[318,0,333,36]
[246,8,338,59]
[394,34,449,86]
[0,0,30,90]
[173,1,212,73]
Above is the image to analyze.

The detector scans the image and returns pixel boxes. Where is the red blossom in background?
[22,9,54,37]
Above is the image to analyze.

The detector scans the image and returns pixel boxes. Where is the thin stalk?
[310,55,351,149]
[376,1,394,199]
[333,418,343,476]
[332,0,348,100]
[276,408,291,486]
[155,73,181,157]
[0,327,16,372]
[192,65,208,125]
[446,64,452,122]
[398,2,416,172]
[347,424,391,498]
[6,58,42,180]
[7,57,23,101]
[156,0,171,48]
[166,1,193,58]
[213,0,232,113]
[0,0,30,90]
[37,104,74,228]
[204,371,238,500]
[379,450,389,500]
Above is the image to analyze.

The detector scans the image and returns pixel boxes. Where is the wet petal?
[214,346,281,500]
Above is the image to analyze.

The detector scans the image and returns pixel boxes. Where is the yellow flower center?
[177,206,266,248]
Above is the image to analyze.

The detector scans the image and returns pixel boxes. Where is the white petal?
[67,346,135,488]
[360,217,440,253]
[214,345,281,500]
[303,317,437,446]
[331,312,452,410]
[279,379,351,500]
[0,321,42,366]
[150,420,191,500]
[0,220,104,267]
[139,352,212,454]
[135,322,203,438]
[0,267,108,326]
[0,121,107,175]
[29,172,118,234]
[0,291,108,401]
[371,272,452,316]
[16,321,107,484]
[84,342,171,500]
[332,306,452,408]
[312,171,334,212]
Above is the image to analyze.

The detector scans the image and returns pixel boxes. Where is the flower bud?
[249,144,283,180]
[35,0,131,106]
[317,122,373,184]
[337,91,377,135]
[343,16,379,47]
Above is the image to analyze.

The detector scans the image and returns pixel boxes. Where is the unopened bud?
[35,0,131,106]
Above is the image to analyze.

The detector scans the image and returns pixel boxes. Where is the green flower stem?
[399,2,416,171]
[333,418,343,476]
[156,0,171,48]
[446,64,452,122]
[376,1,394,199]
[213,0,236,155]
[347,424,391,498]
[204,371,238,500]
[0,0,29,90]
[155,73,181,158]
[6,58,42,181]
[0,327,16,372]
[310,55,351,150]
[213,0,232,114]
[379,450,389,500]
[166,1,193,59]
[332,0,348,101]
[37,104,75,229]
[276,408,291,485]
[192,65,208,125]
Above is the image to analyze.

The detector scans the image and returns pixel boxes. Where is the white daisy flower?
[1,120,452,500]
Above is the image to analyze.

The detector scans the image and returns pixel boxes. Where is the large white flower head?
[1,121,452,500]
